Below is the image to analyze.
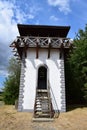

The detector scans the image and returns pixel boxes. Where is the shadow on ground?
[66,104,87,112]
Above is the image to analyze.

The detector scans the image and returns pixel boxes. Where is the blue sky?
[0,0,87,89]
[0,76,5,90]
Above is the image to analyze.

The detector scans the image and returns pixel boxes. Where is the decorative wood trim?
[11,36,73,48]
[10,36,74,59]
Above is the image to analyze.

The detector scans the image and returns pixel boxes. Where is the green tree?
[66,24,87,104]
[3,57,21,104]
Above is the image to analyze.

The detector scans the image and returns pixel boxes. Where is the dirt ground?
[0,105,87,130]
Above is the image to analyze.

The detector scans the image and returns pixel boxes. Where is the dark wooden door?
[38,66,47,89]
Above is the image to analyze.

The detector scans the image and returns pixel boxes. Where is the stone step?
[38,97,49,100]
[36,109,50,112]
[32,118,54,122]
[35,106,50,110]
[34,88,53,119]
[37,89,48,93]
[35,109,50,113]
[38,113,51,117]
[38,96,48,99]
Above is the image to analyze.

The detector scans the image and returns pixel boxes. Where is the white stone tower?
[10,24,73,118]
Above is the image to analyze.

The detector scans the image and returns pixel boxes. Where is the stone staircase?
[34,89,54,118]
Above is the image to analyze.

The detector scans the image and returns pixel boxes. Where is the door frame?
[36,64,48,90]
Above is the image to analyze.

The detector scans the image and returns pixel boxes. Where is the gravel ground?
[0,105,87,130]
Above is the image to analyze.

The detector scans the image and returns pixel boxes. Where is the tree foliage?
[3,58,21,104]
[66,24,87,104]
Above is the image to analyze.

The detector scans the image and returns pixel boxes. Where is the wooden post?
[36,38,39,58]
[48,38,51,58]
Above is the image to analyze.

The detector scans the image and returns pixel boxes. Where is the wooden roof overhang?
[17,24,70,37]
[10,24,74,59]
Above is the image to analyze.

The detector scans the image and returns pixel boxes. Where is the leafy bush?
[2,58,20,104]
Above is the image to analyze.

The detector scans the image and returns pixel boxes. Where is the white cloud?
[0,1,20,42]
[0,69,8,77]
[0,0,26,76]
[0,1,19,77]
[0,0,41,78]
[28,14,35,19]
[47,0,71,14]
[29,6,42,14]
[0,0,37,42]
[50,15,59,21]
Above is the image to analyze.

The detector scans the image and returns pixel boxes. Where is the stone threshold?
[32,118,54,122]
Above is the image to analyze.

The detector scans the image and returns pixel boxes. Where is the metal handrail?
[48,81,60,118]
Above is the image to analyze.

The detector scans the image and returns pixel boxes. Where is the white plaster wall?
[22,48,64,111]
[23,49,36,110]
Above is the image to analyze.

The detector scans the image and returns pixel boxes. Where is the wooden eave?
[10,24,74,59]
[17,24,70,37]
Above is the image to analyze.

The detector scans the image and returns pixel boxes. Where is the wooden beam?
[48,44,51,58]
[59,48,64,59]
[24,46,27,58]
[59,51,62,59]
[9,44,16,47]
[48,38,51,58]
[14,53,19,57]
[36,43,39,58]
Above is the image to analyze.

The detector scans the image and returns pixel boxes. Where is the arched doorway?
[37,66,47,89]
